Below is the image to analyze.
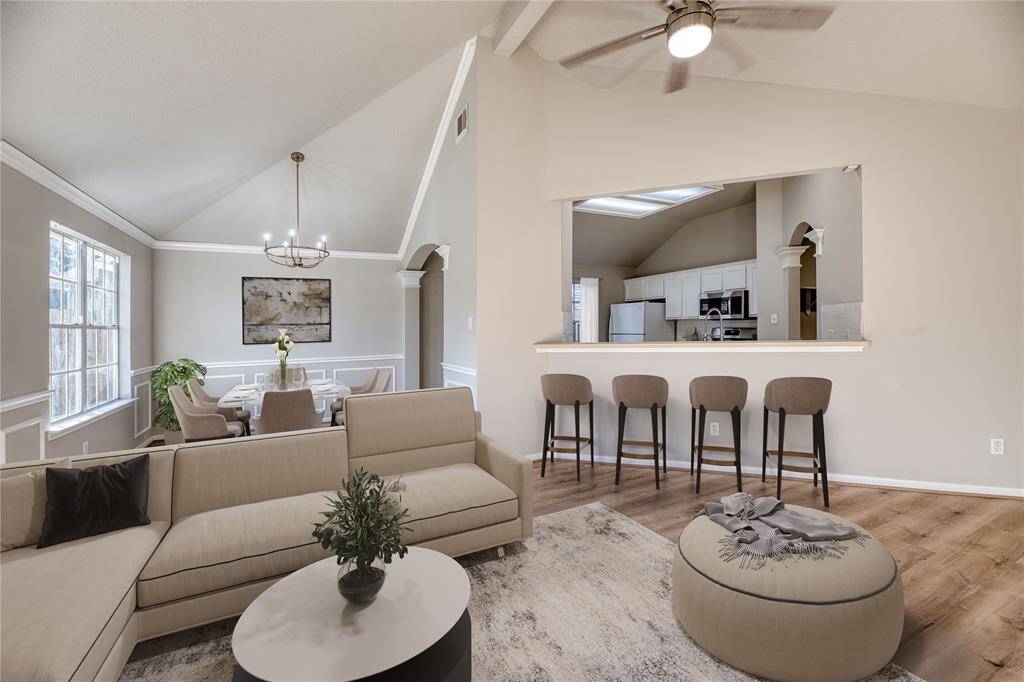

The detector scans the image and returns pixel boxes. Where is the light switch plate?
[467,316,473,331]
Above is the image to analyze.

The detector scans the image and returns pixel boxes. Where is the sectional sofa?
[0,387,532,681]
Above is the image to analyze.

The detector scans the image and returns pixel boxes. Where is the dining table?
[217,378,352,411]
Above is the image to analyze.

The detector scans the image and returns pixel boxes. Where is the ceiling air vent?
[455,106,468,143]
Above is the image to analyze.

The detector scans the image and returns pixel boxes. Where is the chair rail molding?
[199,354,404,369]
[0,389,53,412]
[0,416,48,464]
[441,362,477,376]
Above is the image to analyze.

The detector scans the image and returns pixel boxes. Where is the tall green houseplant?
[152,359,208,432]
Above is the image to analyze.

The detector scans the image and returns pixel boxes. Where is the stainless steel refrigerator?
[608,301,675,343]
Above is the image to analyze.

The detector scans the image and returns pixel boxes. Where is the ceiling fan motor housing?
[667,1,716,58]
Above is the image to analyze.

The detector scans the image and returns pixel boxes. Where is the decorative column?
[776,246,809,340]
[397,270,426,391]
[434,245,451,271]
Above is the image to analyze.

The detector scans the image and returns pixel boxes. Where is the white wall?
[404,61,478,387]
[637,203,756,276]
[152,250,406,399]
[475,50,1022,493]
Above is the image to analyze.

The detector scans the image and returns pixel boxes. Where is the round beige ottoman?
[672,505,903,682]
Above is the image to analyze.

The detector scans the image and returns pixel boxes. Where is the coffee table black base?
[234,609,471,682]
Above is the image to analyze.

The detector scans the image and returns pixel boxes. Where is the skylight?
[574,185,722,219]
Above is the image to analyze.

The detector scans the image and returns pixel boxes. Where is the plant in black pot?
[312,469,409,605]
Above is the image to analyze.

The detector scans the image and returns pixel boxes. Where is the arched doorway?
[419,252,444,388]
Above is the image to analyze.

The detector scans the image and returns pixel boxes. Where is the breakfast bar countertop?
[533,340,870,353]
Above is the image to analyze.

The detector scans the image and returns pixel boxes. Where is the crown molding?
[152,240,401,260]
[397,37,477,263]
[1,140,158,248]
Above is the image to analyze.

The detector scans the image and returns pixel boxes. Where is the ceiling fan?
[559,1,834,93]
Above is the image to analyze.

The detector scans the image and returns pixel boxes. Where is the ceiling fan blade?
[664,58,689,94]
[559,24,667,69]
[713,30,755,74]
[715,6,833,30]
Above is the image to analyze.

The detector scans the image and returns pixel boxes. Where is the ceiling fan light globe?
[668,22,712,58]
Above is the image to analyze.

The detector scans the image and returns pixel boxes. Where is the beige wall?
[475,49,1022,492]
[637,203,755,276]
[1,164,157,459]
[572,264,636,343]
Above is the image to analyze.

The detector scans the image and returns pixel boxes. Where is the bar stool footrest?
[698,445,736,453]
[780,463,819,474]
[766,449,816,459]
[619,451,658,460]
[700,457,738,466]
[622,439,664,450]
[551,435,592,444]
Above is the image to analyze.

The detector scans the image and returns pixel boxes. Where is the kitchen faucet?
[702,308,725,342]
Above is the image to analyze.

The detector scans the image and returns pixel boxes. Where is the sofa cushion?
[171,429,347,521]
[345,388,477,475]
[392,463,519,545]
[1,457,71,551]
[138,492,332,608]
[0,522,168,681]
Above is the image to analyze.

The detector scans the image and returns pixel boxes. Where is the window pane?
[50,373,67,421]
[62,237,79,281]
[86,288,98,325]
[49,234,62,276]
[67,328,82,370]
[95,327,107,366]
[104,290,116,326]
[62,282,79,324]
[50,328,66,373]
[49,279,62,324]
[91,249,105,287]
[86,368,97,408]
[106,366,118,402]
[105,254,116,290]
[67,371,82,416]
[107,330,118,364]
[85,329,96,367]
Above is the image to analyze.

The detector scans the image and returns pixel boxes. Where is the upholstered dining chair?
[186,378,251,436]
[269,366,308,385]
[168,385,243,442]
[373,369,393,393]
[330,368,379,427]
[253,389,324,435]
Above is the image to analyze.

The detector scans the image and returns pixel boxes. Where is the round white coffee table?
[232,547,471,681]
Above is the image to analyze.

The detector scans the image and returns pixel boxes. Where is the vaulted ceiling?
[1,1,501,248]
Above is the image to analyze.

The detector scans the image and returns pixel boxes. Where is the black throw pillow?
[37,453,151,548]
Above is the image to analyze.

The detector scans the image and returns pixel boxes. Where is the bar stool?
[612,375,668,490]
[540,374,594,481]
[762,377,833,507]
[690,376,748,494]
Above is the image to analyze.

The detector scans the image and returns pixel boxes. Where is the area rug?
[121,502,920,681]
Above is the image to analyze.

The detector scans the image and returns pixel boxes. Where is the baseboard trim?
[527,452,1024,499]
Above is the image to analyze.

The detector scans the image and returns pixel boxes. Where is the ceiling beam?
[492,1,554,57]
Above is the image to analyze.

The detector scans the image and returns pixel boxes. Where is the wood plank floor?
[532,459,1024,682]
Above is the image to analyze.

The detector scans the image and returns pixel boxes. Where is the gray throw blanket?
[704,493,867,569]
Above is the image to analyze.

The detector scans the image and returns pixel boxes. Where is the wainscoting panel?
[441,362,477,406]
[133,381,152,438]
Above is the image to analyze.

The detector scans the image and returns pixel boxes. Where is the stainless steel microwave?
[699,289,750,319]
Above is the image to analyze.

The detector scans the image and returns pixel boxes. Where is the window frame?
[48,223,122,424]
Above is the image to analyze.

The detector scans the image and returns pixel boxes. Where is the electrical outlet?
[990,438,1004,455]
[770,313,778,325]
[82,441,89,455]
[710,422,720,436]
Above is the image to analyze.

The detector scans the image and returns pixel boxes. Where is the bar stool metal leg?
[589,400,595,467]
[812,419,819,488]
[661,405,667,476]
[731,406,742,492]
[696,406,706,494]
[776,408,786,500]
[815,410,830,508]
[615,404,626,485]
[690,407,696,476]
[761,406,768,483]
[541,401,552,477]
[574,401,582,482]
[650,405,660,490]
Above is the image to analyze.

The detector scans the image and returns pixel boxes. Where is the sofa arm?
[475,434,533,538]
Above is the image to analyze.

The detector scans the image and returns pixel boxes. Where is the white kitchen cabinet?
[643,277,665,300]
[624,278,643,301]
[665,276,683,318]
[682,273,702,318]
[701,269,723,293]
[723,265,747,290]
[747,264,758,317]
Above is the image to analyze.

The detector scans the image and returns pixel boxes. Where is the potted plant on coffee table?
[312,469,410,605]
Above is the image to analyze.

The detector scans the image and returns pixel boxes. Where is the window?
[49,224,120,422]
[570,281,582,343]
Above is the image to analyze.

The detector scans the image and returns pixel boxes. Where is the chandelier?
[263,152,329,268]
